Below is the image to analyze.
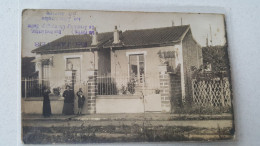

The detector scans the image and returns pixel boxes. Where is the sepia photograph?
[21,9,234,144]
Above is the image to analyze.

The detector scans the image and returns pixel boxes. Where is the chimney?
[113,26,120,44]
[206,34,209,47]
[209,25,213,46]
[91,27,98,46]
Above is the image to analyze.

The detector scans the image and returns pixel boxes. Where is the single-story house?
[30,25,203,114]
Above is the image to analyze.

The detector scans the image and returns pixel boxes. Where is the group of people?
[42,86,86,117]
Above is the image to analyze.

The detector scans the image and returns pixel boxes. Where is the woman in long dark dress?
[42,88,51,117]
[62,86,75,115]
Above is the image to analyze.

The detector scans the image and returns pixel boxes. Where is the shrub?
[127,79,136,94]
[174,105,232,115]
[53,87,61,96]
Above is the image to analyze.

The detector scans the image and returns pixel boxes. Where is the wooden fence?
[191,77,232,107]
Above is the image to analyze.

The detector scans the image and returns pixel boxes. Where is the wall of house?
[182,30,203,105]
[38,51,96,90]
[110,46,181,91]
[36,51,99,114]
[110,45,184,113]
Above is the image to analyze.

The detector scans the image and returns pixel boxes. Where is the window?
[129,54,145,84]
[66,57,81,83]
[42,64,49,80]
[42,64,50,87]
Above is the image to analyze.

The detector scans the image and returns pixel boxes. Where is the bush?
[53,87,61,96]
[174,105,232,115]
[127,79,136,94]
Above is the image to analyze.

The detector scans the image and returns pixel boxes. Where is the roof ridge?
[62,34,90,37]
[124,25,190,32]
[61,31,113,37]
[97,31,114,34]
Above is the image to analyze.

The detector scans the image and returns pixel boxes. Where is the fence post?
[191,79,195,104]
[142,74,144,95]
[24,78,27,99]
[87,69,98,114]
[209,80,213,106]
[220,79,225,107]
[158,65,171,113]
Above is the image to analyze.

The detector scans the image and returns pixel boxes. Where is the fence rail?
[192,77,231,107]
[21,78,50,98]
[21,75,160,97]
[97,75,159,96]
[97,76,117,95]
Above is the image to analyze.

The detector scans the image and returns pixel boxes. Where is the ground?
[22,113,234,144]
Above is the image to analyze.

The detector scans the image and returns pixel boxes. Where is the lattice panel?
[192,77,231,107]
[222,78,232,106]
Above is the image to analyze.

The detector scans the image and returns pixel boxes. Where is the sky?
[22,10,226,57]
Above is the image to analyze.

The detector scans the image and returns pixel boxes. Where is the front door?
[129,54,145,84]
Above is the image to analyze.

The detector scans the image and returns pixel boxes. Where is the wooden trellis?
[192,77,231,107]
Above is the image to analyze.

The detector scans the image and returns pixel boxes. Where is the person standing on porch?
[76,88,85,115]
[62,85,75,115]
[42,87,51,117]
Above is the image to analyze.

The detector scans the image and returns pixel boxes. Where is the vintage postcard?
[21,9,234,143]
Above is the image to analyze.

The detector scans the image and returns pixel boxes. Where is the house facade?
[31,25,202,114]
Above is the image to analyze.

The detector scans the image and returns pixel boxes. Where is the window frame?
[126,51,147,83]
[64,55,82,83]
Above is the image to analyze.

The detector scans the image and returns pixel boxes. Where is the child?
[77,88,85,115]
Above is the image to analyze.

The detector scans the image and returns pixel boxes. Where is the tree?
[202,45,230,73]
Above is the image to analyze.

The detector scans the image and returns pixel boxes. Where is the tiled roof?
[32,25,190,53]
[32,32,113,53]
[103,25,190,47]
